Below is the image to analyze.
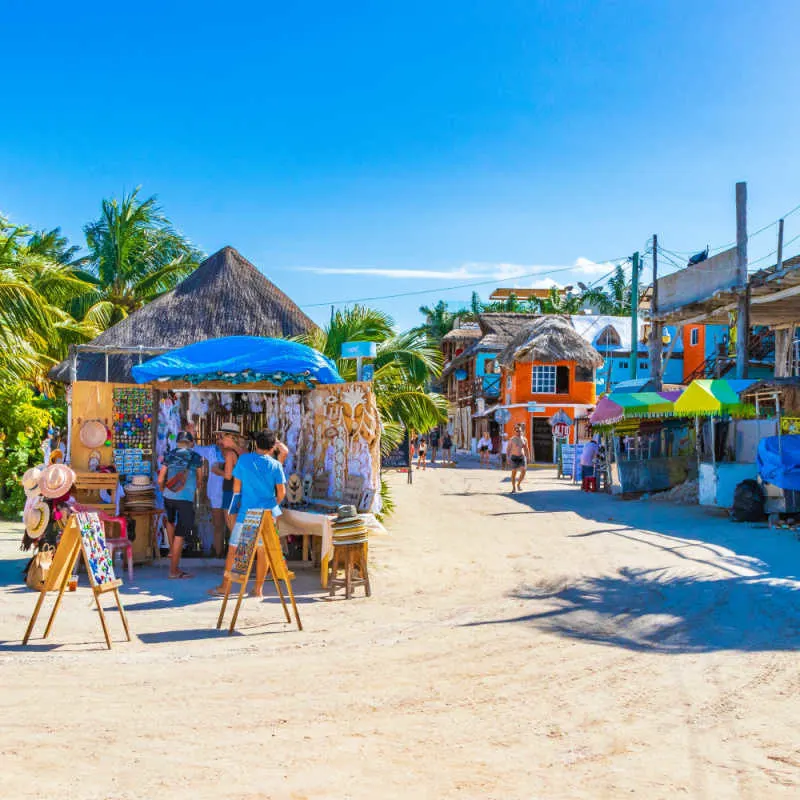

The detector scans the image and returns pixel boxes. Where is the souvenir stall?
[589,390,694,495]
[673,379,771,508]
[131,336,383,586]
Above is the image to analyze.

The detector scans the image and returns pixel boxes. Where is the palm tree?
[296,305,447,454]
[416,300,457,343]
[80,187,203,328]
[532,287,585,315]
[581,263,634,315]
[0,218,102,386]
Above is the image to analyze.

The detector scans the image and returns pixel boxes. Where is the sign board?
[559,443,585,480]
[656,247,739,314]
[341,341,377,359]
[527,403,545,413]
[24,512,131,649]
[494,408,511,424]
[552,422,570,438]
[382,430,411,469]
[217,509,302,634]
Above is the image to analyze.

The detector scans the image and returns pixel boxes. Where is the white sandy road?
[1,462,799,799]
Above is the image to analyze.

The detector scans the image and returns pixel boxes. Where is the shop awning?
[590,391,681,426]
[673,379,755,417]
[131,336,344,387]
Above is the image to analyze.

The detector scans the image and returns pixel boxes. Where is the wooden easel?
[216,509,303,634]
[23,512,132,650]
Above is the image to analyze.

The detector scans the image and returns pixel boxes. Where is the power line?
[300,256,631,308]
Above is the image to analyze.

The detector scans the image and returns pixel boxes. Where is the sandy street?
[1,460,799,799]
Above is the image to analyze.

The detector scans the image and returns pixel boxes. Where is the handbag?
[165,470,188,492]
[25,544,55,591]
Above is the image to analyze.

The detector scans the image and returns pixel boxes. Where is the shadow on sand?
[462,475,800,653]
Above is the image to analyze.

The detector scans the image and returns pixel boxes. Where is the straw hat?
[49,448,65,464]
[24,497,50,539]
[126,475,154,492]
[214,422,242,436]
[80,419,108,448]
[334,505,360,524]
[39,463,76,499]
[21,466,43,494]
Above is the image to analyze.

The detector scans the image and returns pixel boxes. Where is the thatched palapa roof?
[51,246,317,383]
[497,315,604,369]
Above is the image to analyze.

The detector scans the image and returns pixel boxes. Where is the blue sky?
[2,1,800,330]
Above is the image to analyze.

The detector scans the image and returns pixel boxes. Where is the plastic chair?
[99,512,133,581]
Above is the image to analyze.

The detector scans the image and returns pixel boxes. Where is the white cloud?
[296,256,619,284]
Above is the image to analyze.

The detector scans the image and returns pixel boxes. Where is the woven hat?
[21,466,43,492]
[126,475,154,492]
[24,497,50,539]
[214,422,242,436]
[39,463,76,499]
[335,504,359,524]
[80,419,108,448]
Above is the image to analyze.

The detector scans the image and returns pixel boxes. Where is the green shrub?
[0,383,60,519]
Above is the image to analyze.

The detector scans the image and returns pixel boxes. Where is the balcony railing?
[474,374,501,398]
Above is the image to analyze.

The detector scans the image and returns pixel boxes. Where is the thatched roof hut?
[51,246,317,383]
[497,315,603,369]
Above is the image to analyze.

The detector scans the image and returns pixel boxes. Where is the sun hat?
[214,422,242,436]
[24,497,50,539]
[126,475,154,492]
[49,448,65,464]
[39,463,76,499]
[79,419,108,449]
[334,505,360,524]
[21,466,43,493]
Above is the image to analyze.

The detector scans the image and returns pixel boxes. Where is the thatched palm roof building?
[52,246,317,383]
[497,315,603,369]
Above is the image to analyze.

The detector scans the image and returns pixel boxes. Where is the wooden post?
[735,181,749,379]
[777,218,785,273]
[649,235,663,390]
[630,252,640,380]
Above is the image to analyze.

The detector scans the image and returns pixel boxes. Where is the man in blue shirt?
[158,431,204,579]
[210,429,287,598]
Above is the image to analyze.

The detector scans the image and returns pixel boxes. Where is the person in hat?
[157,431,204,579]
[210,429,286,599]
[214,422,245,535]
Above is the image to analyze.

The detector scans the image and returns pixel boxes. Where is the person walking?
[210,430,286,599]
[508,425,530,493]
[158,431,204,579]
[417,436,428,470]
[442,431,453,463]
[477,431,492,467]
[500,432,509,470]
[429,428,440,464]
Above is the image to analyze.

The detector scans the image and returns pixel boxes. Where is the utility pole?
[630,251,640,380]
[777,217,785,273]
[735,182,749,379]
[649,236,663,390]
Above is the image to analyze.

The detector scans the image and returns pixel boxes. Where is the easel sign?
[217,509,303,635]
[23,512,132,650]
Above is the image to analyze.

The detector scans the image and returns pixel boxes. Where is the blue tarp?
[131,336,343,386]
[757,435,800,491]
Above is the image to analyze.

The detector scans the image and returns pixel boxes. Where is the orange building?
[497,317,602,462]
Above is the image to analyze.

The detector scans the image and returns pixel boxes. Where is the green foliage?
[0,383,55,519]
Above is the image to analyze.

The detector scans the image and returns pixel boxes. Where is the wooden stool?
[328,541,371,599]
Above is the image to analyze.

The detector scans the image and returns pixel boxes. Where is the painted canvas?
[231,509,265,576]
[75,512,117,586]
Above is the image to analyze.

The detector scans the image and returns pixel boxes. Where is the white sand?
[1,462,799,798]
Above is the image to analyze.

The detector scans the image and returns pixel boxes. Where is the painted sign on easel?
[23,512,131,650]
[216,509,302,635]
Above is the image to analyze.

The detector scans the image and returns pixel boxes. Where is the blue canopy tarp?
[757,435,800,491]
[131,336,343,387]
